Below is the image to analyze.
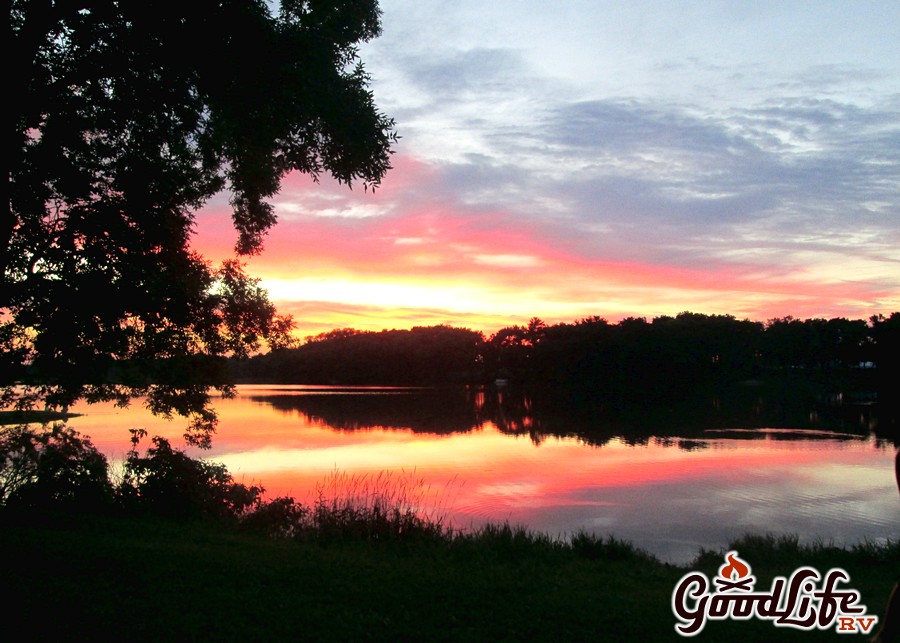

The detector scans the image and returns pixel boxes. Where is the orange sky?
[192,157,897,340]
[190,3,899,340]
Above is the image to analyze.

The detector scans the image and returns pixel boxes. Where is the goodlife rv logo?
[671,551,879,636]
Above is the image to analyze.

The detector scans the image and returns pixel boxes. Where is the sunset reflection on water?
[57,385,898,563]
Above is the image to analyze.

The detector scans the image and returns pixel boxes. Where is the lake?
[36,383,900,564]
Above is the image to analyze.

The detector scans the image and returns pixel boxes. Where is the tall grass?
[693,532,900,575]
[310,469,451,543]
[238,468,671,567]
[242,470,900,574]
[241,469,455,544]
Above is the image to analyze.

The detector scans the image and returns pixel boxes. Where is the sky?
[194,0,900,340]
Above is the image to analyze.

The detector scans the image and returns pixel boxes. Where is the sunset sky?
[194,0,900,340]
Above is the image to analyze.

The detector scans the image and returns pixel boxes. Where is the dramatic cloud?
[193,1,900,337]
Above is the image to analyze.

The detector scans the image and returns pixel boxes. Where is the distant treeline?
[231,312,900,391]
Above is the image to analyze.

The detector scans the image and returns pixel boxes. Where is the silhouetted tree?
[239,326,485,385]
[0,424,111,510]
[489,313,766,394]
[5,1,396,444]
[871,313,900,393]
[121,430,262,520]
[760,316,869,373]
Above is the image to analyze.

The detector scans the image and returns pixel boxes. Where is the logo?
[671,551,879,636]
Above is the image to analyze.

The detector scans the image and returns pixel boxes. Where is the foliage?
[0,423,450,541]
[761,316,872,370]
[0,424,268,520]
[239,495,308,538]
[236,325,485,384]
[870,313,900,379]
[0,424,111,509]
[233,313,897,394]
[121,429,262,520]
[4,0,396,444]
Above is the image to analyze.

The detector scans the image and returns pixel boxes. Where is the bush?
[239,496,309,538]
[0,424,112,511]
[121,430,262,521]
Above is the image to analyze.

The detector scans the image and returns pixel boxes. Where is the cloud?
[400,48,526,100]
[190,2,899,336]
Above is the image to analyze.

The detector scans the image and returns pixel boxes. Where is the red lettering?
[837,617,857,632]
[855,617,877,633]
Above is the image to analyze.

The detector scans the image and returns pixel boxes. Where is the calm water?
[42,384,900,563]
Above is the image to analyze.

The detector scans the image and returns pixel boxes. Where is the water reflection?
[23,383,900,564]
[246,383,898,449]
[248,387,481,434]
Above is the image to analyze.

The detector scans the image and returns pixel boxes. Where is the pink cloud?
[188,154,896,337]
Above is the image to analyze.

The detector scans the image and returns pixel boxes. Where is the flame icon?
[720,551,751,580]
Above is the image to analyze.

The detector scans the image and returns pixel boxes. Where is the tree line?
[231,312,900,391]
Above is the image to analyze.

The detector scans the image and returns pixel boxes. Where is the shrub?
[122,430,262,521]
[240,496,308,538]
[0,424,112,511]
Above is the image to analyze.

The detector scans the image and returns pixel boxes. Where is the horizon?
[193,1,900,340]
[273,311,895,348]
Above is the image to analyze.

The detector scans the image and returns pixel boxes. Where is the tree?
[0,424,111,510]
[121,430,262,520]
[4,0,397,445]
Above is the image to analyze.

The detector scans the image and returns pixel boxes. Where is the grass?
[307,469,452,544]
[2,433,896,641]
[3,505,896,642]
[6,417,896,641]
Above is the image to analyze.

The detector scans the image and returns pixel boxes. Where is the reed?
[303,469,452,543]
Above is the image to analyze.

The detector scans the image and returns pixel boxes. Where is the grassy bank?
[3,427,895,640]
[2,514,895,642]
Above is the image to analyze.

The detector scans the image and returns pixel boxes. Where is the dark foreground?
[3,515,896,642]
